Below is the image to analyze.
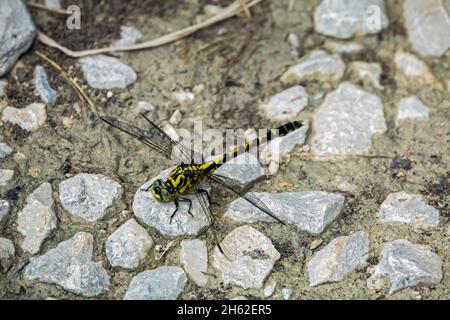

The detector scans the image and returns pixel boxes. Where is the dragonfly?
[101,114,303,250]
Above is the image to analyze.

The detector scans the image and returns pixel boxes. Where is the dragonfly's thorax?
[150,179,174,202]
[166,163,213,195]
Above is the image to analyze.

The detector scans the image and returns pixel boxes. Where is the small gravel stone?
[281,50,345,84]
[282,288,293,300]
[169,109,183,125]
[0,200,10,223]
[34,65,58,103]
[310,239,323,250]
[314,0,389,39]
[59,173,123,222]
[163,123,180,141]
[112,26,142,48]
[226,191,344,234]
[136,101,155,113]
[17,183,57,254]
[367,239,443,295]
[212,225,280,289]
[395,96,430,125]
[180,239,208,287]
[349,61,383,90]
[378,192,440,229]
[287,33,300,47]
[260,86,308,122]
[173,90,195,106]
[124,266,187,300]
[0,0,36,77]
[24,232,110,297]
[0,142,13,159]
[263,279,277,298]
[79,54,137,89]
[324,40,364,54]
[0,169,14,187]
[311,82,387,157]
[133,167,210,237]
[105,218,153,269]
[213,153,264,188]
[307,231,370,286]
[394,51,438,86]
[403,0,450,57]
[0,237,15,272]
[2,103,47,131]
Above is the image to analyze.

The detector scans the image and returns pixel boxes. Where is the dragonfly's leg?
[179,197,193,217]
[140,185,151,192]
[196,188,219,206]
[170,199,180,224]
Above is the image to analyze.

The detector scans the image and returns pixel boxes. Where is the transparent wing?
[194,183,224,253]
[101,114,193,164]
[208,173,286,225]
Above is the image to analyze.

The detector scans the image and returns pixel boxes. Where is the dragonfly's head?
[150,179,173,202]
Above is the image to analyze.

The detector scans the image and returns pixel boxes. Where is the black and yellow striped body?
[164,121,302,197]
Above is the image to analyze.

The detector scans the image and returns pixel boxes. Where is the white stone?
[78,54,137,89]
[163,123,180,141]
[0,200,9,223]
[367,239,443,295]
[263,279,277,298]
[112,26,142,48]
[378,192,440,229]
[260,86,308,122]
[0,237,15,272]
[307,231,370,286]
[169,110,183,125]
[394,51,437,86]
[124,266,187,300]
[105,219,153,269]
[281,50,345,84]
[395,96,430,125]
[324,40,364,54]
[349,61,383,90]
[310,82,387,157]
[59,173,123,222]
[34,65,58,103]
[226,191,344,234]
[17,183,57,254]
[212,225,280,289]
[282,288,293,300]
[287,33,300,47]
[0,142,13,158]
[133,167,210,237]
[0,169,14,187]
[314,0,389,39]
[213,153,264,189]
[404,0,450,57]
[2,103,47,131]
[180,239,208,287]
[24,232,110,297]
[173,90,195,106]
[137,101,155,113]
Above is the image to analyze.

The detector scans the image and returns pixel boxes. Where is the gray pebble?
[17,182,57,254]
[105,218,153,269]
[112,26,142,48]
[213,153,264,189]
[307,231,370,286]
[378,192,440,229]
[0,142,13,159]
[0,237,15,272]
[34,65,59,103]
[24,232,110,297]
[124,266,187,300]
[2,103,47,132]
[311,82,387,157]
[79,54,137,89]
[226,191,344,234]
[180,239,208,287]
[404,0,450,57]
[395,96,430,125]
[314,0,389,39]
[0,0,36,77]
[0,169,14,187]
[59,173,123,222]
[367,239,442,295]
[212,225,280,289]
[260,86,308,121]
[0,200,10,224]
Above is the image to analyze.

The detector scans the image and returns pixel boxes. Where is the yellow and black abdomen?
[166,164,205,194]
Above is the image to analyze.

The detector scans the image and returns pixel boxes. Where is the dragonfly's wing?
[101,115,193,164]
[208,173,286,225]
[194,183,223,253]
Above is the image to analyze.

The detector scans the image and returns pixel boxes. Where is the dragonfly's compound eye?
[159,187,172,202]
